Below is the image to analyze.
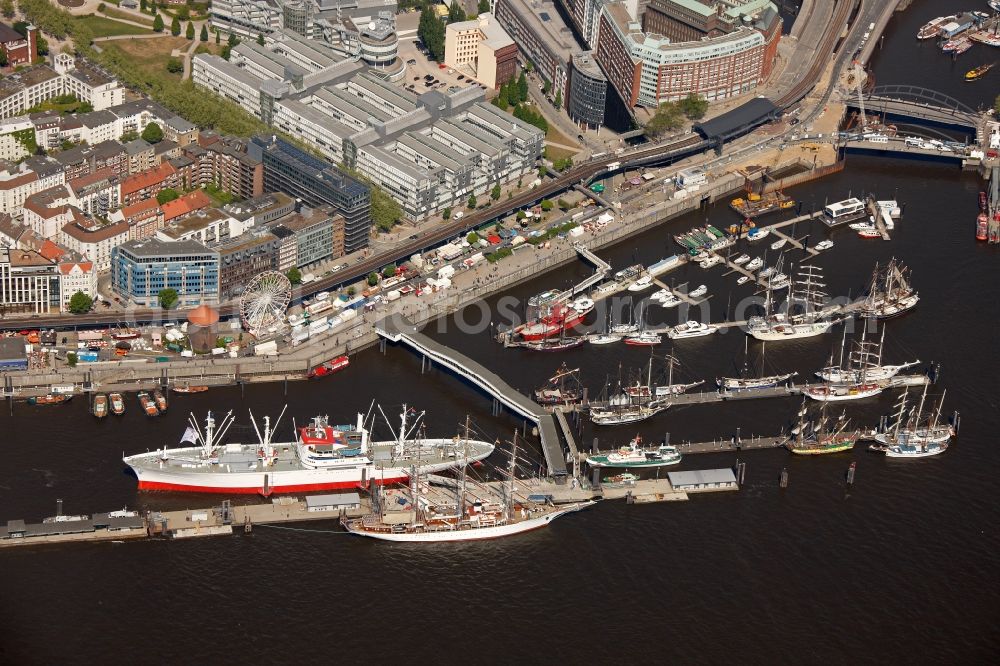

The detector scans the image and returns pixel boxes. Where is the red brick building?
[0,23,37,68]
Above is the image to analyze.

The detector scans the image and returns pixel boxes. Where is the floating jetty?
[730,191,796,218]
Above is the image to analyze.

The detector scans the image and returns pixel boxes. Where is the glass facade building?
[111,238,220,308]
[569,52,608,130]
[249,136,371,254]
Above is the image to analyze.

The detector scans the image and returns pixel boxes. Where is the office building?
[111,238,220,307]
[0,247,61,314]
[444,13,518,89]
[249,135,371,253]
[568,52,608,130]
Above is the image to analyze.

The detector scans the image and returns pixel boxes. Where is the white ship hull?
[125,439,494,495]
[816,362,917,383]
[344,504,591,541]
[750,320,837,341]
[885,444,947,458]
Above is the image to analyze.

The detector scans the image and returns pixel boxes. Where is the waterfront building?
[249,135,371,253]
[218,231,281,300]
[594,0,781,108]
[444,13,518,89]
[111,238,220,307]
[57,258,98,312]
[0,247,60,315]
[268,205,344,270]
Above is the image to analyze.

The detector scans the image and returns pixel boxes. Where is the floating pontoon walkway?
[376,315,568,477]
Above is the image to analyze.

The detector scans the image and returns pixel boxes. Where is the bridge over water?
[846,85,982,132]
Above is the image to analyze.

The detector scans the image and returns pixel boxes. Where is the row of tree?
[417,1,491,63]
[492,72,529,109]
[512,104,548,134]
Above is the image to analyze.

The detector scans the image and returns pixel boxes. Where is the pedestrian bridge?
[375,314,568,478]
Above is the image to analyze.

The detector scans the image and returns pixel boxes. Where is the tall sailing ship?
[747,265,845,341]
[122,405,495,494]
[784,400,858,455]
[869,386,956,458]
[860,259,919,319]
[342,434,592,542]
[717,339,796,390]
[815,324,919,383]
[534,363,583,405]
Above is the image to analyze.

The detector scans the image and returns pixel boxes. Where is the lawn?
[76,14,151,38]
[99,7,155,27]
[545,124,578,150]
[100,36,190,81]
[545,144,578,161]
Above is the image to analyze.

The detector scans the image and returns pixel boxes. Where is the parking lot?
[396,36,491,97]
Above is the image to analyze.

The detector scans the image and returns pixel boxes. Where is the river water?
[2,3,998,663]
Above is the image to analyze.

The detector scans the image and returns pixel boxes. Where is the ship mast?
[505,432,519,522]
[192,410,235,459]
[458,417,470,521]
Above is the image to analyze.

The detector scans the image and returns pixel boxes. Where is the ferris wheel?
[239,271,291,337]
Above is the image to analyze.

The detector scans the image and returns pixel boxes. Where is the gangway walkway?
[376,314,568,478]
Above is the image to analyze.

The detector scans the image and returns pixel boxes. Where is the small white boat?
[610,323,639,335]
[590,334,623,345]
[698,255,723,269]
[746,257,763,271]
[733,253,751,265]
[747,227,771,242]
[814,240,834,251]
[769,275,790,290]
[627,275,654,292]
[849,222,876,231]
[858,229,881,239]
[770,238,787,250]
[650,288,670,301]
[758,266,775,278]
[688,285,708,299]
[668,320,717,340]
[659,295,682,308]
[736,276,751,285]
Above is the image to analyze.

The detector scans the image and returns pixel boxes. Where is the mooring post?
[780,467,789,489]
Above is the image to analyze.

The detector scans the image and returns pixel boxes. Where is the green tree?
[156,188,179,204]
[516,210,526,220]
[381,264,396,279]
[542,80,550,95]
[228,32,239,47]
[557,198,570,211]
[286,267,302,285]
[645,101,684,138]
[478,0,491,13]
[540,199,553,212]
[367,272,379,287]
[346,286,356,296]
[442,207,452,220]
[215,27,221,44]
[159,288,179,309]
[467,193,477,209]
[166,58,183,74]
[119,130,139,142]
[418,7,445,61]
[221,44,231,60]
[153,14,164,33]
[678,93,708,120]
[141,121,163,143]
[517,71,528,104]
[66,351,78,367]
[448,1,466,22]
[140,0,147,12]
[257,32,265,46]
[537,166,546,179]
[35,34,48,57]
[466,231,479,244]
[200,24,208,42]
[553,89,562,108]
[68,291,94,314]
[177,6,190,21]
[490,183,501,201]
[0,51,6,67]
[98,2,106,12]
[1,0,14,19]
[170,16,181,37]
[186,21,195,40]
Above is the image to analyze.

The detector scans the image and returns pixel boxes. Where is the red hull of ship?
[515,310,588,341]
[137,475,408,495]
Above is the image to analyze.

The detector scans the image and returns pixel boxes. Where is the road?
[0,1,874,331]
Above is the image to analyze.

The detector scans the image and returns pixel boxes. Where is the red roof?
[120,198,160,220]
[38,239,65,262]
[487,234,502,244]
[160,190,212,222]
[120,162,176,196]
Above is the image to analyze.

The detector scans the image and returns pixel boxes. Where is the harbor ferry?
[123,405,494,494]
[586,436,682,468]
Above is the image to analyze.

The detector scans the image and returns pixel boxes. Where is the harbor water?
[2,4,998,662]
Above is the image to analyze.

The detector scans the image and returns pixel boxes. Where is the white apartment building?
[59,217,130,272]
[0,117,34,162]
[58,259,98,311]
[0,160,66,214]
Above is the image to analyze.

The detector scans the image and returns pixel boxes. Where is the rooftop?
[119,236,216,258]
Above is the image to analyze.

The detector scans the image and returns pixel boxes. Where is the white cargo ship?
[123,406,494,495]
